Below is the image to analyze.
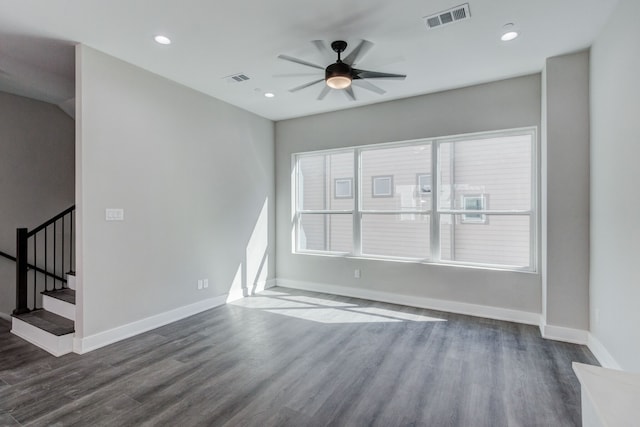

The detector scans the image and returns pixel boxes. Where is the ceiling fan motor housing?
[326,61,351,80]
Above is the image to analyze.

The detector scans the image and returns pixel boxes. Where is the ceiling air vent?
[224,73,250,83]
[423,3,470,30]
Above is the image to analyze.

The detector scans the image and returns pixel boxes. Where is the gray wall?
[0,91,75,318]
[76,46,275,337]
[542,51,591,331]
[275,75,542,314]
[590,0,640,371]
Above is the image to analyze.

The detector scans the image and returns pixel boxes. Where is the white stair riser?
[11,317,73,357]
[43,295,75,321]
[67,275,76,290]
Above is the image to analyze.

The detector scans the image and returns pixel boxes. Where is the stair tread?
[12,309,74,336]
[42,288,75,305]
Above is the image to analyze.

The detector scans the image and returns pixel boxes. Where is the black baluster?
[70,211,74,273]
[33,234,37,308]
[54,221,57,290]
[62,217,65,285]
[45,227,48,291]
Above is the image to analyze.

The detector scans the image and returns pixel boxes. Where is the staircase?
[11,273,76,356]
[1,206,76,356]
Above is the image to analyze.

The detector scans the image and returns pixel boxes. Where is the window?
[293,128,536,271]
[296,151,353,253]
[372,175,394,197]
[334,178,353,199]
[362,145,431,258]
[417,174,432,194]
[461,195,487,224]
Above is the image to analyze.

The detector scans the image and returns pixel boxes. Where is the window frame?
[292,127,538,272]
[371,175,394,198]
[334,178,353,199]
[417,173,432,194]
[460,194,487,224]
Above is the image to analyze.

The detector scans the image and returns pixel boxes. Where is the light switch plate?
[203,279,209,288]
[105,208,124,221]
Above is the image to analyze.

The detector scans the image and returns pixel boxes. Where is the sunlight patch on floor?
[230,289,447,324]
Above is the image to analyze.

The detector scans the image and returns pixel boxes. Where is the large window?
[293,128,536,271]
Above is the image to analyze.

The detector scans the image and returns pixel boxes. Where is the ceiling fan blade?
[344,86,356,101]
[343,40,374,66]
[273,72,321,78]
[317,85,331,100]
[278,54,325,70]
[290,78,324,93]
[311,40,330,55]
[353,69,407,80]
[352,79,386,95]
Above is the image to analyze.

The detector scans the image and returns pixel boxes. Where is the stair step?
[12,309,74,336]
[42,288,75,305]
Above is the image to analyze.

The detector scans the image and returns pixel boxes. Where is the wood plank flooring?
[0,287,597,426]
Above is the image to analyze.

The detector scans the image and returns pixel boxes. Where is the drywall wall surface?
[590,0,640,371]
[0,91,75,317]
[275,75,542,314]
[76,45,274,337]
[542,51,590,331]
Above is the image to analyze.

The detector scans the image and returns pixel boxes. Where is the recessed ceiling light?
[501,24,519,41]
[501,31,519,41]
[154,35,171,45]
[264,92,275,98]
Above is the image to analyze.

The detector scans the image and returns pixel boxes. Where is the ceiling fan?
[278,40,407,101]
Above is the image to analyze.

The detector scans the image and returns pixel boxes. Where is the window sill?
[293,251,538,274]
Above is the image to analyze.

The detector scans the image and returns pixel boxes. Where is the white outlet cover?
[203,279,209,288]
[197,280,203,290]
[105,208,124,221]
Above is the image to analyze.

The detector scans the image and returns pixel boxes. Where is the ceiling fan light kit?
[278,39,407,101]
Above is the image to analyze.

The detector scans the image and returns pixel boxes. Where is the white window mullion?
[431,140,440,262]
[353,148,362,256]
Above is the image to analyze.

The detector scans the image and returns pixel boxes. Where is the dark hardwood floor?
[0,287,597,426]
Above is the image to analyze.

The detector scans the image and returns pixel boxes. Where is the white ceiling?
[0,0,618,121]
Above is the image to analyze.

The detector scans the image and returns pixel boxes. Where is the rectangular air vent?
[224,73,250,83]
[423,3,470,30]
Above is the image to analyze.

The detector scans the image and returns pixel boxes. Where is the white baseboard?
[11,317,74,357]
[0,312,11,322]
[539,323,589,345]
[587,333,621,370]
[74,294,227,354]
[226,278,277,303]
[276,278,541,326]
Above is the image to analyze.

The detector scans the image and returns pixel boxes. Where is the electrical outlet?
[203,279,209,288]
[197,279,203,290]
[354,269,361,279]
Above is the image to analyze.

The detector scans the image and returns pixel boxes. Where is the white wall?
[590,0,640,371]
[541,51,591,333]
[76,46,275,339]
[275,75,542,317]
[0,91,75,318]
